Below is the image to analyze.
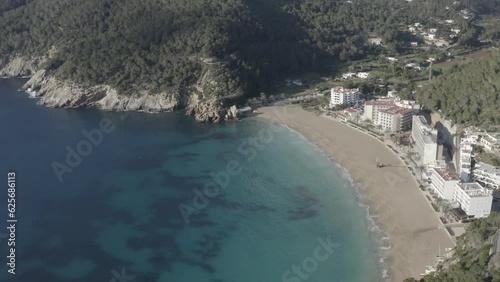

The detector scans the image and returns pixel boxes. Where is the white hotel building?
[474,162,500,190]
[329,87,361,107]
[453,182,492,218]
[377,106,415,132]
[411,116,438,165]
[363,100,395,123]
[430,168,460,200]
[458,134,479,182]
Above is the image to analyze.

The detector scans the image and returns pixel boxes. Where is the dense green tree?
[417,51,500,127]
[0,0,494,101]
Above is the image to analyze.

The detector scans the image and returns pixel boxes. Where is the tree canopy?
[0,0,495,100]
[417,51,500,127]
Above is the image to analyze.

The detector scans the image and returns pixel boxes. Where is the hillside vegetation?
[417,51,500,127]
[0,0,490,103]
[405,213,500,282]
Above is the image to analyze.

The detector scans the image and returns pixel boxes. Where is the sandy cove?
[256,105,453,282]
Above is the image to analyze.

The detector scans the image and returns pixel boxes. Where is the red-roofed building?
[363,100,395,122]
[377,106,415,132]
[336,112,348,122]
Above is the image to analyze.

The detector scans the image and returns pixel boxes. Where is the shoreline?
[256,105,454,282]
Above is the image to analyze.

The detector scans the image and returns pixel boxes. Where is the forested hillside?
[0,0,496,115]
[417,52,500,127]
[404,213,500,282]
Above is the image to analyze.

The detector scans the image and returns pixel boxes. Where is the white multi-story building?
[430,168,460,200]
[480,133,500,151]
[395,99,420,110]
[458,134,479,182]
[329,87,361,107]
[411,115,438,165]
[473,162,500,190]
[363,100,395,123]
[453,182,492,218]
[377,106,415,132]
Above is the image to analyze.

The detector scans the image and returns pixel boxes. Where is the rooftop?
[482,136,498,144]
[413,116,437,143]
[488,132,500,139]
[433,168,460,181]
[379,106,414,116]
[365,100,396,106]
[456,182,492,197]
[475,162,500,177]
[331,86,360,94]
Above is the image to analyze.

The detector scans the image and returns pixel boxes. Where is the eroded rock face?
[0,56,40,77]
[185,94,228,123]
[1,56,241,123]
[23,70,180,112]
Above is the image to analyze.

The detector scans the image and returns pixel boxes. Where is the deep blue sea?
[0,78,383,282]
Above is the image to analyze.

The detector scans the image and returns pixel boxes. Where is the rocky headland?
[0,56,242,123]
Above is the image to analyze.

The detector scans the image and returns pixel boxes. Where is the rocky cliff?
[1,56,240,123]
[0,56,40,77]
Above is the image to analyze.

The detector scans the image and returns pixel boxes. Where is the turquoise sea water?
[0,79,383,282]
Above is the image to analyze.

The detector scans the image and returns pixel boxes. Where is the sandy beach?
[257,105,454,282]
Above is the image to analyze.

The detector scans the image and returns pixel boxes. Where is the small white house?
[387,90,398,98]
[356,72,370,79]
[342,73,356,79]
[368,38,382,45]
[411,42,418,47]
[237,107,252,116]
[405,63,421,70]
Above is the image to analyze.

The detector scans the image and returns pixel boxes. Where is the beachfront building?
[237,106,252,116]
[329,87,361,107]
[411,116,438,165]
[337,108,361,122]
[430,168,460,200]
[345,108,361,120]
[363,100,395,123]
[480,133,500,151]
[458,134,479,182]
[473,162,500,190]
[453,182,492,218]
[377,106,414,132]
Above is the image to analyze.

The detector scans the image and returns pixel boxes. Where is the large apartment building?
[377,106,415,132]
[480,132,500,151]
[430,168,460,200]
[458,134,479,182]
[329,87,361,107]
[411,115,438,165]
[473,162,500,190]
[363,100,395,122]
[453,182,492,218]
